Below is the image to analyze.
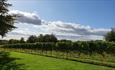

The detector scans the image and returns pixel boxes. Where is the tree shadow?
[0,51,25,70]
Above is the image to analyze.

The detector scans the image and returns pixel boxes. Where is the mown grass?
[0,51,25,70]
[9,52,115,70]
[1,48,115,68]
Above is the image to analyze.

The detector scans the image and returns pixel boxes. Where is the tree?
[27,35,37,43]
[37,34,44,42]
[50,34,57,42]
[105,28,115,42]
[0,0,16,37]
[8,39,19,44]
[37,34,57,42]
[20,37,25,43]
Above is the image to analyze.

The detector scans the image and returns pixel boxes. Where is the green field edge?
[4,50,115,68]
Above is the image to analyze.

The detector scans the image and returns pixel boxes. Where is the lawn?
[9,52,115,70]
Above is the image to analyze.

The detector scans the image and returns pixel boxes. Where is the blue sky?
[4,0,114,40]
[9,0,115,28]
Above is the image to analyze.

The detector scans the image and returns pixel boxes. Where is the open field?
[7,52,115,70]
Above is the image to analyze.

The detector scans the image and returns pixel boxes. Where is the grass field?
[9,52,115,70]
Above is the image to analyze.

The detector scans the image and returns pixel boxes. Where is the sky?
[2,0,115,40]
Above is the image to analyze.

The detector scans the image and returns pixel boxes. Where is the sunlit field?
[8,52,114,70]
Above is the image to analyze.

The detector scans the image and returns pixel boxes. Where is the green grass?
[9,52,115,70]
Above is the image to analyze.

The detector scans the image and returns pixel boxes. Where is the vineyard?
[1,40,115,68]
[0,0,115,70]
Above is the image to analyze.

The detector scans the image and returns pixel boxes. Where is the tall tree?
[37,34,57,42]
[0,0,16,37]
[20,37,25,43]
[27,35,37,43]
[8,39,19,44]
[37,34,44,42]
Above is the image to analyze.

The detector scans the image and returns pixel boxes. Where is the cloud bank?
[9,10,41,25]
[2,10,110,41]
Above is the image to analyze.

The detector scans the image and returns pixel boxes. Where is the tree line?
[27,34,57,43]
[0,34,57,44]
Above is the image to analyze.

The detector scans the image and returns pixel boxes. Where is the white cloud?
[1,10,111,41]
[56,34,104,41]
[9,10,41,25]
[40,21,110,36]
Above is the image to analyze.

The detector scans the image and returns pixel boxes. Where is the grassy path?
[10,52,115,70]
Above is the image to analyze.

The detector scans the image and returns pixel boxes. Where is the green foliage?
[8,39,20,44]
[27,35,37,43]
[0,40,8,45]
[19,37,25,43]
[0,51,25,70]
[3,41,115,55]
[105,29,115,42]
[37,34,44,42]
[27,34,57,43]
[0,0,16,37]
[43,34,57,42]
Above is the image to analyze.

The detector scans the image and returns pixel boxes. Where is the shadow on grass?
[0,51,25,70]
